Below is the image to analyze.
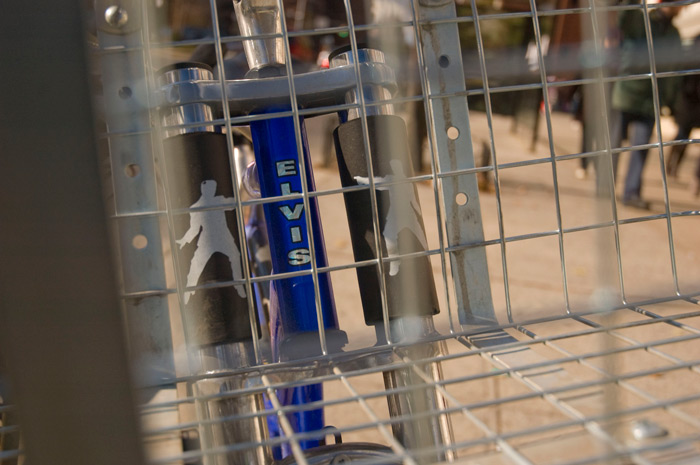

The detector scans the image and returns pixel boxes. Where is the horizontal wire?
[154,420,700,465]
[138,301,700,396]
[633,306,700,335]
[550,433,700,465]
[119,222,700,299]
[142,349,700,441]
[479,332,635,459]
[398,352,533,465]
[95,0,700,55]
[140,308,680,396]
[141,320,700,436]
[261,375,310,465]
[331,365,417,465]
[572,313,700,429]
[85,1,700,463]
[116,209,700,299]
[447,392,700,459]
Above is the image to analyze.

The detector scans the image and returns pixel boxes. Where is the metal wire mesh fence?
[2,0,700,464]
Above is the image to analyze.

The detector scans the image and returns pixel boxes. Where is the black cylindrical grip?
[333,115,439,325]
[163,132,259,346]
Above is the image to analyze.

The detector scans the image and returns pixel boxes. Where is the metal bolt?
[631,419,668,441]
[105,5,129,28]
[330,454,350,464]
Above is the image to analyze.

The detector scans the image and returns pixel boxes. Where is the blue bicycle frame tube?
[250,113,343,457]
[232,0,345,456]
[264,384,324,459]
[250,114,340,352]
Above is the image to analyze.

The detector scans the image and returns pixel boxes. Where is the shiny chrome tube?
[233,0,285,71]
[330,46,455,461]
[158,62,271,465]
[329,47,394,123]
[157,64,217,137]
[381,318,455,464]
[195,357,271,465]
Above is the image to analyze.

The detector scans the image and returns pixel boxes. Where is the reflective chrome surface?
[157,61,397,116]
[329,48,394,122]
[196,341,272,465]
[104,5,128,28]
[158,65,216,136]
[195,376,272,465]
[233,0,285,70]
[373,316,436,346]
[328,48,387,69]
[383,341,455,464]
[197,341,258,374]
[374,317,455,464]
[341,86,394,121]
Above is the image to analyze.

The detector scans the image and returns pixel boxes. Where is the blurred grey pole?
[0,1,147,465]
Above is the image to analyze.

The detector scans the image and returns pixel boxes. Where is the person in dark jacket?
[609,0,683,209]
[666,35,700,182]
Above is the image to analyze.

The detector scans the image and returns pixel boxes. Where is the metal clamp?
[157,61,398,117]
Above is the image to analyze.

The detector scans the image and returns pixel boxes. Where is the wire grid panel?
[136,300,700,465]
[6,0,694,464]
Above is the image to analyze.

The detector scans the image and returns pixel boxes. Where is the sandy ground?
[241,109,700,461]
[303,109,700,349]
[138,109,700,464]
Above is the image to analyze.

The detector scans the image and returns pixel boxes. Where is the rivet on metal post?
[104,5,128,28]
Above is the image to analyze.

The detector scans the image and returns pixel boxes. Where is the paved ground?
[303,109,700,350]
[143,108,700,463]
[290,109,700,457]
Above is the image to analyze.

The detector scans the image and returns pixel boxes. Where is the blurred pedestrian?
[666,35,700,183]
[572,85,592,179]
[609,0,683,209]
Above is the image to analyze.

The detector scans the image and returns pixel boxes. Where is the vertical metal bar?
[341,3,395,344]
[138,5,197,376]
[0,1,146,464]
[386,344,455,463]
[408,2,459,333]
[331,367,417,465]
[413,0,497,327]
[400,354,534,465]
[531,320,700,461]
[95,0,177,388]
[207,0,263,364]
[262,376,310,465]
[641,1,681,296]
[273,0,331,356]
[527,2,571,313]
[583,0,626,308]
[466,4,515,322]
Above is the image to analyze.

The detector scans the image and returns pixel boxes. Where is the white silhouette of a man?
[176,180,246,303]
[355,159,428,276]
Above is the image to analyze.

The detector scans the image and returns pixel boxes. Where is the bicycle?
[154,0,454,461]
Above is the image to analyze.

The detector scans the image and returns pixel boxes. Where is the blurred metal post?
[414,0,497,326]
[0,1,147,465]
